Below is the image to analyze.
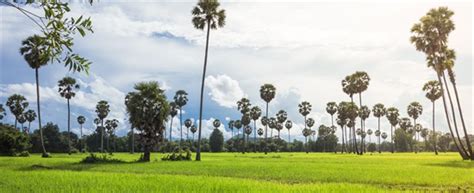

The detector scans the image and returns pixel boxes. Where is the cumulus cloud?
[205,74,245,108]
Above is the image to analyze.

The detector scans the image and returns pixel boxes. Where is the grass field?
[0,152,472,193]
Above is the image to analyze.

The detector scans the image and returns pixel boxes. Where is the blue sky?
[0,1,472,141]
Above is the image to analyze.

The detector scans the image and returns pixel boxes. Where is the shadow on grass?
[424,160,474,169]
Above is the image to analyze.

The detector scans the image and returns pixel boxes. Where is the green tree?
[346,102,359,154]
[423,80,443,155]
[192,0,226,161]
[105,119,119,153]
[336,102,350,153]
[241,114,251,154]
[168,102,178,142]
[326,102,338,127]
[410,7,472,160]
[260,84,276,154]
[209,127,224,152]
[58,76,80,155]
[24,109,36,133]
[6,94,28,129]
[352,71,370,155]
[228,120,234,139]
[386,107,399,153]
[407,102,423,152]
[372,103,386,153]
[125,81,169,162]
[249,106,261,152]
[0,104,6,121]
[174,90,188,145]
[77,115,86,152]
[276,110,287,139]
[17,114,27,132]
[285,120,293,148]
[358,105,370,153]
[0,124,30,156]
[95,100,110,153]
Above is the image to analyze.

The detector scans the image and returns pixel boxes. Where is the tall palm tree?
[346,102,359,154]
[326,102,338,127]
[106,119,119,153]
[190,125,197,141]
[77,115,86,152]
[241,114,251,154]
[234,119,242,152]
[298,101,312,129]
[260,84,276,154]
[237,98,251,115]
[6,94,28,130]
[276,110,287,139]
[192,0,226,161]
[249,106,261,152]
[423,80,442,155]
[408,101,423,153]
[306,118,315,142]
[20,35,49,157]
[372,103,386,152]
[336,101,350,153]
[228,120,234,139]
[244,125,252,152]
[95,100,110,153]
[185,119,193,142]
[352,71,370,153]
[285,120,292,150]
[174,90,188,146]
[302,128,311,153]
[359,105,370,153]
[168,102,178,142]
[18,114,26,132]
[386,107,399,153]
[0,104,6,122]
[399,117,414,152]
[24,109,36,133]
[367,129,373,143]
[58,76,80,155]
[342,75,356,103]
[410,7,472,160]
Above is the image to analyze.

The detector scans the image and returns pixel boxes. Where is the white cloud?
[205,74,245,108]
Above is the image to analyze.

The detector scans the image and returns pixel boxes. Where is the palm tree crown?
[423,80,442,102]
[77,115,86,125]
[260,84,276,103]
[237,98,251,114]
[249,106,262,121]
[407,102,423,120]
[298,101,312,117]
[326,102,338,116]
[20,35,49,69]
[58,77,80,100]
[192,0,226,30]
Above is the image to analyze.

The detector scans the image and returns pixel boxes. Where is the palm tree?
[241,114,251,154]
[190,125,197,141]
[302,128,311,153]
[381,132,388,144]
[285,120,293,145]
[276,110,287,139]
[18,114,26,132]
[358,105,370,153]
[228,120,234,139]
[77,115,86,152]
[336,102,350,153]
[353,71,370,153]
[374,129,381,152]
[213,119,221,129]
[423,80,442,155]
[410,7,472,160]
[244,125,252,153]
[58,76,80,155]
[169,102,178,142]
[0,104,6,122]
[237,98,251,115]
[386,107,399,153]
[367,129,373,143]
[106,119,119,153]
[24,109,36,133]
[306,118,315,142]
[342,75,356,103]
[234,119,242,152]
[260,84,276,154]
[408,102,423,153]
[95,100,110,153]
[249,106,261,152]
[192,0,226,161]
[174,90,188,146]
[6,94,28,129]
[298,101,312,128]
[20,35,50,157]
[372,103,386,152]
[346,102,359,154]
[185,119,193,142]
[326,102,338,127]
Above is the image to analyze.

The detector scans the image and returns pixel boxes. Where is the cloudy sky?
[0,0,472,142]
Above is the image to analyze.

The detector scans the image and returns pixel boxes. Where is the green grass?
[0,152,472,192]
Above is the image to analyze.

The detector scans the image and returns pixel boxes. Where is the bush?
[209,129,224,152]
[80,153,124,164]
[0,124,31,156]
[161,148,192,161]
[18,151,29,157]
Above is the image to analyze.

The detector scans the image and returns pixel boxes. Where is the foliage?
[0,124,31,156]
[30,122,78,153]
[161,148,192,161]
[80,153,124,164]
[209,129,224,152]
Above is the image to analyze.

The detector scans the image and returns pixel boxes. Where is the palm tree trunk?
[341,126,345,153]
[179,109,183,147]
[378,117,381,153]
[80,124,83,153]
[436,74,466,159]
[441,73,469,158]
[169,117,173,142]
[432,101,438,155]
[288,129,291,152]
[254,120,257,152]
[131,127,135,154]
[67,99,71,155]
[196,20,211,162]
[101,119,104,153]
[242,127,245,154]
[359,92,363,155]
[390,125,394,153]
[348,125,352,153]
[35,68,47,157]
[448,69,474,160]
[28,122,31,134]
[15,119,18,130]
[264,102,269,155]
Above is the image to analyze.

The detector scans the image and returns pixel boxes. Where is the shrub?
[18,151,29,157]
[161,148,192,161]
[80,153,124,164]
[0,124,31,156]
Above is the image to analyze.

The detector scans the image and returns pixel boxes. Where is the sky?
[0,0,472,142]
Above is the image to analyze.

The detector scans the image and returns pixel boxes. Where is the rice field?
[0,152,472,193]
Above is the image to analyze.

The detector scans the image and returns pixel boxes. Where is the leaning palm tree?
[260,84,276,154]
[386,107,399,153]
[58,76,80,155]
[423,80,442,155]
[168,102,178,142]
[192,0,226,161]
[77,115,86,152]
[6,94,28,129]
[20,35,50,157]
[249,106,261,152]
[95,100,110,153]
[24,109,36,133]
[174,90,188,146]
[326,102,338,127]
[410,7,472,160]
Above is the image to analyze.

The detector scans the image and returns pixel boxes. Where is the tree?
[95,100,110,153]
[244,125,252,152]
[6,94,28,130]
[260,84,276,154]
[386,107,399,153]
[299,101,312,129]
[0,104,6,122]
[249,106,261,152]
[174,90,188,145]
[326,102,338,127]
[302,128,311,153]
[423,80,442,155]
[367,129,373,143]
[17,114,27,132]
[14,1,94,158]
[190,125,197,141]
[346,102,359,154]
[336,102,350,153]
[168,102,178,142]
[352,71,370,154]
[58,76,80,155]
[306,118,315,142]
[77,115,86,152]
[410,7,472,160]
[185,119,193,142]
[233,119,242,151]
[241,114,251,154]
[192,0,226,161]
[125,81,169,162]
[228,120,234,139]
[358,105,370,153]
[105,119,119,153]
[407,102,423,152]
[372,103,386,153]
[0,124,30,156]
[209,127,224,152]
[276,110,287,139]
[285,120,293,148]
[24,109,36,134]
